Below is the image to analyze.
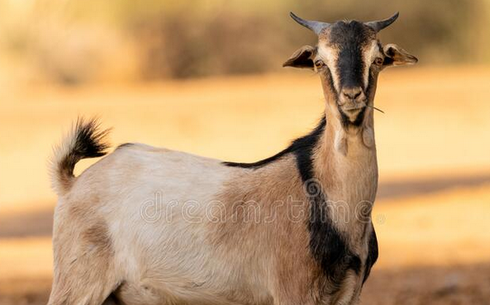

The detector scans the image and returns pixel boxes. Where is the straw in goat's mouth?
[366,104,385,114]
[344,103,385,114]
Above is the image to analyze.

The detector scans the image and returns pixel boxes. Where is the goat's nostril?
[342,87,363,100]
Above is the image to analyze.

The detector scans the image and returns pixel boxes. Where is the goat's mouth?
[341,103,367,113]
[337,101,368,126]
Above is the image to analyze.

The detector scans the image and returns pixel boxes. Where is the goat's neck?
[313,104,378,239]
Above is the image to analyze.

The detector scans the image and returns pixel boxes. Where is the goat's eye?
[314,60,324,68]
[374,57,384,66]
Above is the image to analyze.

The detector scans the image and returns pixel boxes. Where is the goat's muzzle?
[338,86,367,111]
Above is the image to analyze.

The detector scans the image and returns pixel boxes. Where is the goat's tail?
[50,118,110,196]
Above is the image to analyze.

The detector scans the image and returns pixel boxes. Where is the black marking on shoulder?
[286,116,361,292]
[305,169,361,293]
[362,227,379,284]
[223,117,326,169]
[224,114,363,291]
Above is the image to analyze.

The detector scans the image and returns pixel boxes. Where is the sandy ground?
[3,264,490,305]
[1,67,490,304]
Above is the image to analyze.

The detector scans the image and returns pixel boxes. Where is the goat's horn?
[365,12,399,33]
[290,12,330,35]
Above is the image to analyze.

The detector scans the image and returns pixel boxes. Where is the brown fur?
[49,195,117,305]
[212,154,364,304]
[210,156,328,304]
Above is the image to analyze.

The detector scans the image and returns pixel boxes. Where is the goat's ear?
[383,44,418,67]
[283,45,317,69]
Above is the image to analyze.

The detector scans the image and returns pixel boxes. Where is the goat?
[48,12,417,305]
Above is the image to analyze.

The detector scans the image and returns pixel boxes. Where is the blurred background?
[1,0,490,304]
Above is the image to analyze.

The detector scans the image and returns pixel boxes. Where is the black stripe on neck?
[292,123,361,293]
[223,117,326,169]
[224,115,362,292]
[362,227,379,284]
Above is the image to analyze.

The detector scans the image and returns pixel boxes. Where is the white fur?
[51,144,277,305]
[363,40,381,88]
[317,44,341,92]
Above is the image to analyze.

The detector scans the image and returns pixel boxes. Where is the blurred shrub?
[0,0,487,84]
[130,10,282,79]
